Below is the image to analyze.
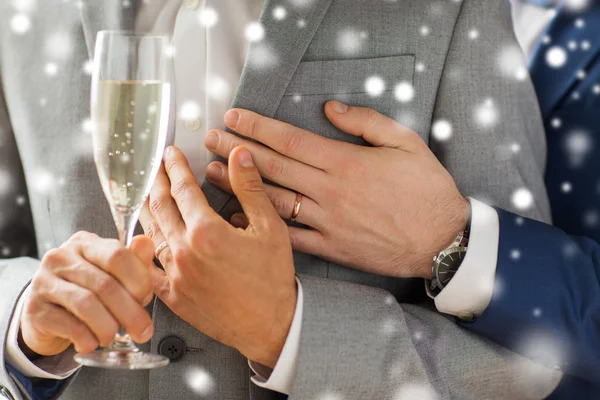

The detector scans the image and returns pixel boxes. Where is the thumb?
[324,101,422,151]
[130,235,155,266]
[228,146,279,231]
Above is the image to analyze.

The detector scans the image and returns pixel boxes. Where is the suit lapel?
[202,0,334,213]
[79,0,137,60]
[529,0,600,119]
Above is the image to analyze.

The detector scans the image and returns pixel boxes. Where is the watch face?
[436,247,467,287]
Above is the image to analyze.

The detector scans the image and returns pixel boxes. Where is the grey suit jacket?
[0,0,562,399]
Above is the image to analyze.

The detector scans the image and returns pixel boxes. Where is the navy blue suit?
[461,1,600,397]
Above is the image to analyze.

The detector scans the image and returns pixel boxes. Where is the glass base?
[74,349,170,370]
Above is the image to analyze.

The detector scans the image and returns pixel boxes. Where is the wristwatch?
[427,218,471,298]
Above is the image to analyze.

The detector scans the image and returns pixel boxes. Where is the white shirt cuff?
[5,286,81,380]
[248,277,303,394]
[434,197,500,317]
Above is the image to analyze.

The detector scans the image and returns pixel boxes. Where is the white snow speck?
[416,62,425,72]
[198,7,218,27]
[44,62,58,76]
[533,308,543,318]
[185,367,215,396]
[16,195,26,206]
[565,0,590,12]
[365,76,386,97]
[511,188,534,210]
[565,130,592,167]
[31,169,54,193]
[394,82,414,103]
[45,31,73,60]
[11,0,37,12]
[206,75,231,102]
[546,46,568,68]
[561,182,572,193]
[337,28,363,56]
[431,120,453,141]
[419,26,430,37]
[575,18,585,28]
[550,118,562,129]
[510,249,521,260]
[83,60,94,75]
[583,210,599,228]
[468,29,479,40]
[10,14,31,34]
[510,142,521,154]
[179,101,201,120]
[474,98,499,128]
[81,118,93,134]
[515,66,529,81]
[316,391,344,400]
[394,383,439,400]
[272,6,287,20]
[581,40,591,51]
[593,84,600,95]
[245,22,265,42]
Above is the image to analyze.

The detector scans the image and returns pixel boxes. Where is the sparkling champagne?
[93,80,170,215]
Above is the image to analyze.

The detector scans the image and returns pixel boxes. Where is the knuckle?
[267,158,285,179]
[69,322,88,340]
[94,275,119,298]
[41,248,67,268]
[242,178,264,193]
[74,290,97,314]
[282,131,302,153]
[149,194,169,215]
[71,230,89,242]
[170,178,190,198]
[171,246,188,266]
[271,194,289,216]
[107,247,131,270]
[144,221,161,241]
[244,118,257,139]
[366,108,380,128]
[227,138,240,154]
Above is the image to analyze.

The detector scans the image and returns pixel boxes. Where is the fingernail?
[237,148,254,168]
[204,131,219,150]
[224,110,240,128]
[164,146,174,156]
[141,324,154,342]
[206,163,222,181]
[230,214,248,227]
[331,101,348,113]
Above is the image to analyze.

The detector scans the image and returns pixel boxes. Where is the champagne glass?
[74,31,171,369]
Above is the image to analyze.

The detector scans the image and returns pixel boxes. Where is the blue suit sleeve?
[4,363,64,400]
[459,209,600,389]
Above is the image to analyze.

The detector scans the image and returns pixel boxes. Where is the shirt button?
[457,311,475,322]
[158,336,186,362]
[184,117,203,132]
[184,0,201,9]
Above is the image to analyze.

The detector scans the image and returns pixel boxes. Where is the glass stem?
[109,212,140,352]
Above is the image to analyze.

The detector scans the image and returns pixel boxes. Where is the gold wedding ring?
[291,193,303,222]
[155,241,170,258]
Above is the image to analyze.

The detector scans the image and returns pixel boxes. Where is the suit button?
[0,386,15,400]
[158,336,186,362]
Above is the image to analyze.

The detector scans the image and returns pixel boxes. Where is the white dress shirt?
[5,0,556,395]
